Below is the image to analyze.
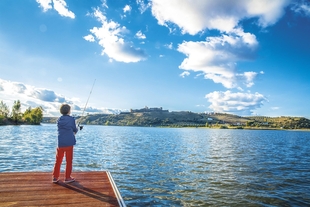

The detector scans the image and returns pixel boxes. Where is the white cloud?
[238,71,259,88]
[123,5,131,13]
[180,71,190,78]
[85,8,147,63]
[136,0,151,14]
[135,31,146,39]
[36,0,52,12]
[205,90,267,115]
[177,30,259,89]
[101,0,108,9]
[83,34,95,42]
[165,42,173,49]
[53,0,75,19]
[0,79,70,116]
[36,0,75,19]
[151,0,291,91]
[291,0,310,16]
[245,0,291,28]
[151,0,290,35]
[0,79,69,103]
[0,78,112,117]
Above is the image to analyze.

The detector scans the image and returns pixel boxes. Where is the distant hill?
[42,110,310,129]
[42,117,58,124]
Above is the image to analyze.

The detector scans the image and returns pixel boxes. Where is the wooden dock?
[0,171,126,207]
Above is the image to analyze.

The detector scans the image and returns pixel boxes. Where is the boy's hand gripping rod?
[77,79,96,130]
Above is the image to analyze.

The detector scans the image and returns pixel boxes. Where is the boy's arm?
[73,118,78,134]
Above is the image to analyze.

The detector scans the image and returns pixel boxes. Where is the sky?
[0,0,310,117]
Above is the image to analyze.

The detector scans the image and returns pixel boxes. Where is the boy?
[52,104,80,183]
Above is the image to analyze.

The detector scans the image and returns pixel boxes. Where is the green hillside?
[42,111,310,129]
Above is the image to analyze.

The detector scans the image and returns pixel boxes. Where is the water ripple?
[0,125,310,206]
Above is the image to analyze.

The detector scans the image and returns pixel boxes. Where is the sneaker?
[52,177,59,183]
[64,177,75,184]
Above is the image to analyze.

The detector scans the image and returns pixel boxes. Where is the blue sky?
[0,0,309,117]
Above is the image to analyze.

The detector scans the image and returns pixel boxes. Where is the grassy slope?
[42,112,310,129]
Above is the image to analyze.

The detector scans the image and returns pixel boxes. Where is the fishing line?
[78,79,96,127]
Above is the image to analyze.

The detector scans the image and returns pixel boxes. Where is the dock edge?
[106,171,126,207]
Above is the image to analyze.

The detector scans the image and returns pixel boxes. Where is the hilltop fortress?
[130,106,169,113]
[120,106,169,114]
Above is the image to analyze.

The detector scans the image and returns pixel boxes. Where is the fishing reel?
[77,124,83,131]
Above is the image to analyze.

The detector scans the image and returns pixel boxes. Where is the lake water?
[0,124,309,206]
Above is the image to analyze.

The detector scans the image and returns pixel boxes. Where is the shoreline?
[2,123,310,132]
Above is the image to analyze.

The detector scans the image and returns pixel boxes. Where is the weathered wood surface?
[0,171,124,207]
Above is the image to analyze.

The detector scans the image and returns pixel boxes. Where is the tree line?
[0,100,43,125]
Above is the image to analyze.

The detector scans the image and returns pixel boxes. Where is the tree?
[0,100,9,118]
[23,106,43,125]
[11,100,22,124]
[32,107,43,124]
[0,115,4,125]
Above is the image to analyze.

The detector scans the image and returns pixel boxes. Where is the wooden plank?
[0,171,125,207]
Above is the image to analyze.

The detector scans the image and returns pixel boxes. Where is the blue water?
[0,124,310,206]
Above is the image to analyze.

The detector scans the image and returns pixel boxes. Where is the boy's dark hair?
[60,104,71,115]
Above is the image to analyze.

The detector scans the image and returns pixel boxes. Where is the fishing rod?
[77,79,96,128]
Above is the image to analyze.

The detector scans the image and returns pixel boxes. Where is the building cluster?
[130,106,169,113]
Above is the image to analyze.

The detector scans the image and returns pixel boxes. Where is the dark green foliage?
[0,115,5,125]
[11,100,22,124]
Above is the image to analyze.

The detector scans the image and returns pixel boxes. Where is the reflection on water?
[0,125,310,206]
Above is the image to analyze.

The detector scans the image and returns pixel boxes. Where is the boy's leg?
[65,146,74,179]
[52,147,65,178]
